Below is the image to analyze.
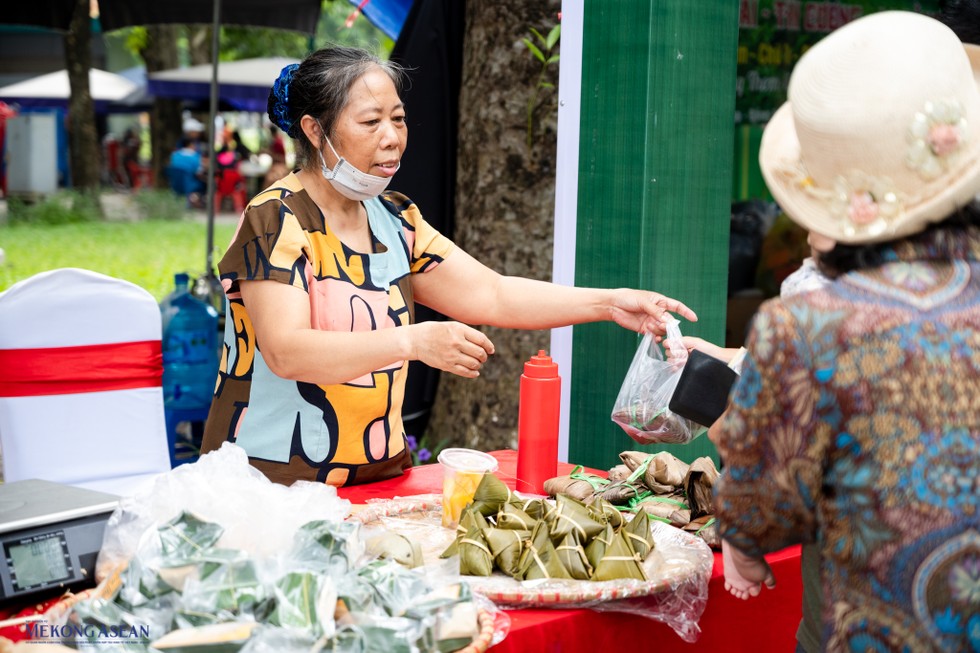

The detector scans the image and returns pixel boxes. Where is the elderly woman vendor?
[200,46,697,487]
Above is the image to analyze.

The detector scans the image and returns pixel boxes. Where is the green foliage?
[0,213,237,301]
[220,2,393,59]
[220,26,311,60]
[317,0,394,57]
[130,190,195,222]
[6,192,102,226]
[122,26,149,55]
[114,1,394,64]
[522,24,561,151]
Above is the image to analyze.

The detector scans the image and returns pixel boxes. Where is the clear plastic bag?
[95,442,353,583]
[53,447,506,653]
[611,319,703,445]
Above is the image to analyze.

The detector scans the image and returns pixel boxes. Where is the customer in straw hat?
[710,11,980,652]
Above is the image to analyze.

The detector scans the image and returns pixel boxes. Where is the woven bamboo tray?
[349,493,714,607]
[457,608,496,653]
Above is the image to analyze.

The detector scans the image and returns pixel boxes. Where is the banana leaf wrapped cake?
[56,509,487,653]
[348,477,714,643]
[438,475,657,584]
[541,451,723,550]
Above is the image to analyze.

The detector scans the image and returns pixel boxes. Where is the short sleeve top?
[201,172,455,487]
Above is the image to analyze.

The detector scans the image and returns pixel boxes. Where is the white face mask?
[316,128,397,201]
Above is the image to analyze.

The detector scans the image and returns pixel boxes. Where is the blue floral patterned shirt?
[713,228,980,652]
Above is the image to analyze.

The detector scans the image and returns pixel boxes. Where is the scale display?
[0,480,119,605]
[6,532,72,591]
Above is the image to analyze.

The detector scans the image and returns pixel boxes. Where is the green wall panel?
[569,1,739,470]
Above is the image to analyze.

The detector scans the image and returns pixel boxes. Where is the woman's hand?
[409,321,495,378]
[608,289,698,337]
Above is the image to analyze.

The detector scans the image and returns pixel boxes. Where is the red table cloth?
[338,450,803,652]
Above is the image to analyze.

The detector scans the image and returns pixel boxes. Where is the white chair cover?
[0,268,171,496]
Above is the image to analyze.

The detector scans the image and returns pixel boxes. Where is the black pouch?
[668,349,738,427]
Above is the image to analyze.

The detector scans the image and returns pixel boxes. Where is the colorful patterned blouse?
[201,173,455,487]
[714,228,980,652]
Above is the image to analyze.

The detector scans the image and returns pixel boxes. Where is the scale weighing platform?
[0,479,119,605]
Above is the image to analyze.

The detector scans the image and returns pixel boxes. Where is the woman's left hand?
[609,289,698,336]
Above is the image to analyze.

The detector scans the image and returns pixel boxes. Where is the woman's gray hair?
[279,46,405,169]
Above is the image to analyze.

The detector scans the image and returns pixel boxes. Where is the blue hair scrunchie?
[269,63,300,138]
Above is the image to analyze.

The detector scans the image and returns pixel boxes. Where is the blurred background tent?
[147,57,302,112]
[0,69,139,112]
[92,0,412,278]
[95,0,327,283]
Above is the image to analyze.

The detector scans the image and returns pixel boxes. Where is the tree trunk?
[141,26,183,190]
[63,0,102,213]
[426,0,562,451]
[187,27,213,65]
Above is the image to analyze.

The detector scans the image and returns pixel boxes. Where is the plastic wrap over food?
[96,442,352,582]
[42,446,506,653]
[350,495,714,643]
[50,484,506,652]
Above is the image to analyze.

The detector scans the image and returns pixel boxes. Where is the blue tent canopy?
[347,0,414,40]
[147,57,300,113]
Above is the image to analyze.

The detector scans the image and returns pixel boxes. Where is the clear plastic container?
[437,448,499,529]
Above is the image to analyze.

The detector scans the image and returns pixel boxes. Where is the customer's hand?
[609,289,698,337]
[410,321,495,378]
[679,336,738,363]
[722,539,776,600]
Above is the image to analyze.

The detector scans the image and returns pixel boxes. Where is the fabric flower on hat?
[906,99,969,179]
[829,171,903,240]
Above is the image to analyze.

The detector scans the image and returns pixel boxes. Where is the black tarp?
[2,1,78,31]
[388,0,464,438]
[98,0,322,34]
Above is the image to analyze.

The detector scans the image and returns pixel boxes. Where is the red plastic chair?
[104,139,127,188]
[126,160,153,190]
[214,168,248,214]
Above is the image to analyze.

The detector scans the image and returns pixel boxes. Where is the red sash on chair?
[0,341,162,397]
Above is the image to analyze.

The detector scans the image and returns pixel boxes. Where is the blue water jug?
[159,272,189,329]
[161,273,219,411]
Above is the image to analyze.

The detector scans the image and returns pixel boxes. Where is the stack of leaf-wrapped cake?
[442,473,655,581]
[542,451,721,548]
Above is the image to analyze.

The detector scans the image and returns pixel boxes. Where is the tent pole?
[204,0,222,280]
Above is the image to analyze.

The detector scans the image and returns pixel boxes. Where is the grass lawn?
[0,218,238,302]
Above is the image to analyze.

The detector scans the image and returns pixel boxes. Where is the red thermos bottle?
[516,350,561,495]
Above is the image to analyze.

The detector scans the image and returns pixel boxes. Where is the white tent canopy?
[0,69,139,108]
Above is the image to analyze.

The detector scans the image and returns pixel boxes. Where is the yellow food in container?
[437,448,499,529]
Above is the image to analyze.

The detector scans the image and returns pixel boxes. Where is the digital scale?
[0,479,119,605]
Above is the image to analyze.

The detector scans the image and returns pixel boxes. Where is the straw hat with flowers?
[760,11,980,245]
